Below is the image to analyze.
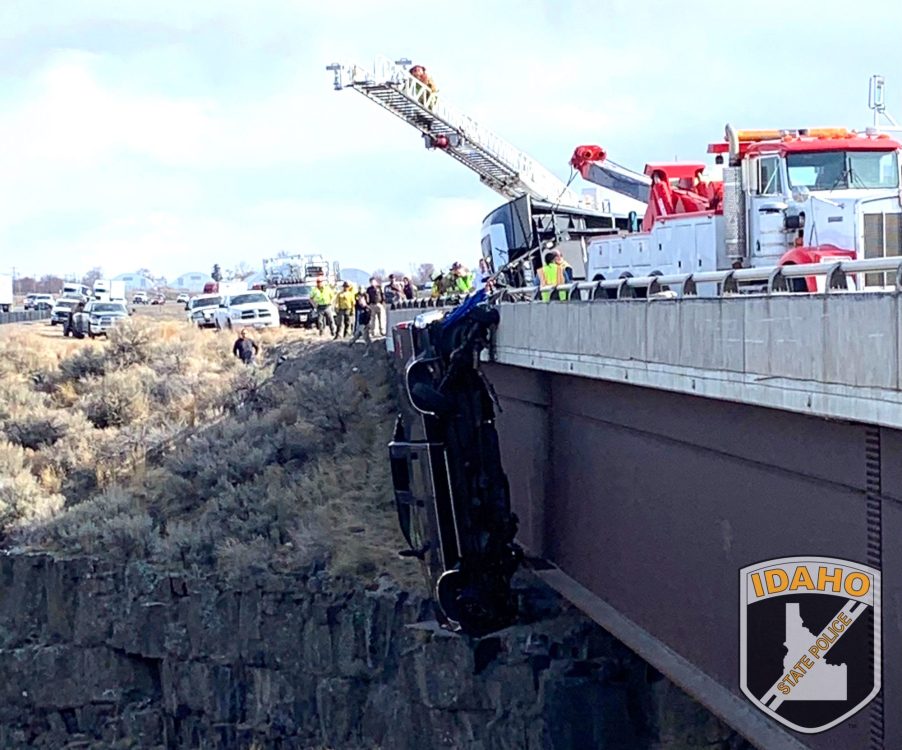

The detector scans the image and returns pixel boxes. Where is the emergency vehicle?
[575,126,902,293]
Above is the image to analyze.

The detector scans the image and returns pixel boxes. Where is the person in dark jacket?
[348,292,372,347]
[64,301,85,339]
[402,276,415,300]
[365,277,385,337]
[232,328,259,365]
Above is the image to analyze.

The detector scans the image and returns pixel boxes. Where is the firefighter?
[537,250,572,301]
[334,282,356,339]
[431,270,444,298]
[311,278,336,337]
[409,64,438,105]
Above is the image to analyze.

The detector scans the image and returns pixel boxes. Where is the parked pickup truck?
[212,291,279,331]
[71,300,129,338]
[272,284,317,328]
[50,298,80,326]
[185,294,222,328]
[26,293,55,310]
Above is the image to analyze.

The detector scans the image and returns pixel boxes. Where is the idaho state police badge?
[739,556,881,733]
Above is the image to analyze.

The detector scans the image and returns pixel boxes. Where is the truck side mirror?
[791,186,810,204]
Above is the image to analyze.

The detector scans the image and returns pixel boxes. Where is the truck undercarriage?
[389,293,522,635]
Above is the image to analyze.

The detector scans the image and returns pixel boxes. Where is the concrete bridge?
[389,289,902,750]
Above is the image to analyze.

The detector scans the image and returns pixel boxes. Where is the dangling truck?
[573,126,902,293]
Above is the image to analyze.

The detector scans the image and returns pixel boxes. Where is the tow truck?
[573,126,902,294]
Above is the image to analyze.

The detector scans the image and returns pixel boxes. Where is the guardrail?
[389,256,902,311]
[0,309,51,325]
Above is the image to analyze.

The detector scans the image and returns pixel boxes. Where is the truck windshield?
[191,297,220,309]
[786,150,899,190]
[92,304,126,313]
[230,293,268,305]
[275,285,312,298]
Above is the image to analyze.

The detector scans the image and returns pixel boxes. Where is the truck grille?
[285,299,313,312]
[863,213,902,286]
[240,309,272,320]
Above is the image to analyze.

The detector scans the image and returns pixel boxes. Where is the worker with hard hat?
[335,281,356,339]
[311,277,336,337]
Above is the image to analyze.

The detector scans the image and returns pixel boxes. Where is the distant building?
[341,267,371,288]
[173,271,210,292]
[113,272,155,290]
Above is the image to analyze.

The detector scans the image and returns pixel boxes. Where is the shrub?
[80,367,152,428]
[1,320,409,587]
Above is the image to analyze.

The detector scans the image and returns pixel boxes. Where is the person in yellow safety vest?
[334,281,356,339]
[310,278,336,337]
[537,250,573,301]
[451,262,475,295]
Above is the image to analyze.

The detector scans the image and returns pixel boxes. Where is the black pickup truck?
[272,284,317,328]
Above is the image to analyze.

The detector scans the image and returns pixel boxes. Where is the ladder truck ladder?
[326,56,585,207]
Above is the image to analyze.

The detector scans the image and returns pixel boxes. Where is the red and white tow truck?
[574,126,902,293]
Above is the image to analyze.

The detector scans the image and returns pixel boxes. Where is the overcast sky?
[3,0,902,281]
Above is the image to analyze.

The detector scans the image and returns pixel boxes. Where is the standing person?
[64,301,85,338]
[348,292,372,347]
[365,277,385,337]
[402,276,415,300]
[431,270,444,298]
[384,274,397,306]
[537,250,573,301]
[451,262,475,295]
[311,278,336,337]
[232,328,259,365]
[334,282,355,339]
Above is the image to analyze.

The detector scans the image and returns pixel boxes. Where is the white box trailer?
[109,280,126,301]
[0,274,12,312]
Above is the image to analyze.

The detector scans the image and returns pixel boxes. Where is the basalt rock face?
[0,553,751,750]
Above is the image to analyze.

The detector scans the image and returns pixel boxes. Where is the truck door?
[747,155,789,264]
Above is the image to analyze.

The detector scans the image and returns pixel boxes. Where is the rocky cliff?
[0,552,751,750]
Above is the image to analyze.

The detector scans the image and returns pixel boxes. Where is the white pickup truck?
[72,300,130,338]
[212,291,279,331]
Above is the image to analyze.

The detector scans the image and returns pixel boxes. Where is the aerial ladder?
[326,56,599,210]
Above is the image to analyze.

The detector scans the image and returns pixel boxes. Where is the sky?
[2,0,902,282]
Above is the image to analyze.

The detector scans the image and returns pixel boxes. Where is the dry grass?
[0,316,410,586]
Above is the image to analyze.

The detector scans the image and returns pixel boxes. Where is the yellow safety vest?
[311,285,335,306]
[539,263,567,301]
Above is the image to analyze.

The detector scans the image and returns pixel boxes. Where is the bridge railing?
[488,255,902,302]
[387,257,902,311]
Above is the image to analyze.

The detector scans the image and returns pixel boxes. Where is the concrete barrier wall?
[0,310,50,325]
[494,294,902,390]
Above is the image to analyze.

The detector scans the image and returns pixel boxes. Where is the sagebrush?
[0,320,407,585]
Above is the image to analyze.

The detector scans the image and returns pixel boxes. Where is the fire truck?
[574,125,902,293]
[262,254,340,287]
